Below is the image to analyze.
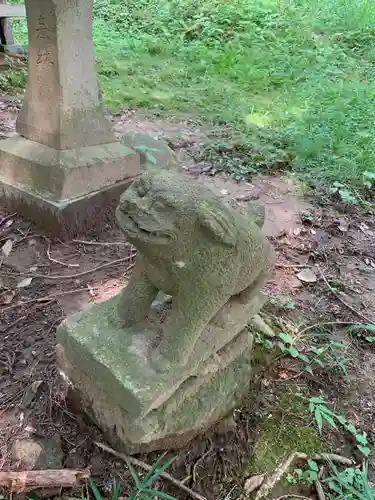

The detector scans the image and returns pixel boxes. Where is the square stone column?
[0,0,139,236]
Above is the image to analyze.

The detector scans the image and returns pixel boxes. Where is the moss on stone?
[245,385,325,475]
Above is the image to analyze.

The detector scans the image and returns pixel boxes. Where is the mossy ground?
[245,384,325,476]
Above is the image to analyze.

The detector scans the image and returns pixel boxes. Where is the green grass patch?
[8,0,375,198]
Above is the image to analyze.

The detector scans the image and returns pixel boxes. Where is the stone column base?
[0,136,140,236]
[56,294,254,454]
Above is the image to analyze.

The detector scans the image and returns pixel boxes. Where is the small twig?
[275,496,313,500]
[297,321,366,336]
[311,453,354,466]
[315,465,326,500]
[73,239,131,247]
[47,244,79,268]
[317,265,374,325]
[27,256,136,281]
[1,315,26,333]
[0,212,16,225]
[94,441,206,500]
[192,447,214,482]
[276,263,311,269]
[314,479,326,500]
[1,288,99,312]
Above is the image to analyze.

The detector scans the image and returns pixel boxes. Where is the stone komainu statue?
[115,170,275,372]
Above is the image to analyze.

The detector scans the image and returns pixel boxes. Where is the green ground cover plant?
[8,0,375,196]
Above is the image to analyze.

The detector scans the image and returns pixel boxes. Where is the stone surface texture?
[120,132,181,173]
[0,0,140,235]
[18,0,113,150]
[11,437,63,469]
[57,170,275,452]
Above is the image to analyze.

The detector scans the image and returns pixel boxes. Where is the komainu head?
[116,171,239,254]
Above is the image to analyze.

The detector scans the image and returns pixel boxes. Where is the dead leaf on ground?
[297,268,317,283]
[0,289,15,304]
[4,218,14,228]
[17,277,33,289]
[244,474,265,495]
[1,239,13,256]
[336,217,348,232]
[19,380,44,410]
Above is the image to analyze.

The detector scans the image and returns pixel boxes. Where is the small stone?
[120,132,180,173]
[11,437,63,469]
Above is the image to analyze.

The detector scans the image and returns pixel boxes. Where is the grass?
[7,0,375,197]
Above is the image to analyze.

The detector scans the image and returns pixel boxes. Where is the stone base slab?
[56,290,255,453]
[0,177,135,237]
[0,135,140,236]
[56,336,253,454]
[56,292,260,420]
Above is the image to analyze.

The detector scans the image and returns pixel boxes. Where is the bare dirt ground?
[1,97,375,499]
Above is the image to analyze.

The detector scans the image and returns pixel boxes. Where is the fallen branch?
[28,256,136,281]
[276,263,311,269]
[297,321,367,336]
[315,465,326,500]
[73,239,131,247]
[0,468,90,493]
[314,479,326,500]
[0,315,26,333]
[255,452,354,499]
[94,441,206,500]
[1,288,98,312]
[317,265,374,325]
[311,453,354,466]
[255,452,307,499]
[275,496,312,500]
[47,243,79,268]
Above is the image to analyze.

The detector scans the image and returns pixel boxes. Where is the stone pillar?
[0,0,139,236]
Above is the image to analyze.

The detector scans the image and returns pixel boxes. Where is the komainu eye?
[136,176,152,197]
[137,184,147,197]
[153,200,165,210]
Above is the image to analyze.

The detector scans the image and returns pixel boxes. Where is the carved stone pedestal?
[0,0,139,235]
[56,293,256,453]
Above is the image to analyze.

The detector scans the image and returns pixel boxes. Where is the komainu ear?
[198,203,237,247]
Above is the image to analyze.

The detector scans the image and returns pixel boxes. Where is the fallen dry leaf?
[16,277,33,289]
[297,268,317,283]
[4,219,14,228]
[1,239,13,256]
[19,380,44,410]
[0,289,15,304]
[244,474,265,495]
[336,217,348,232]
